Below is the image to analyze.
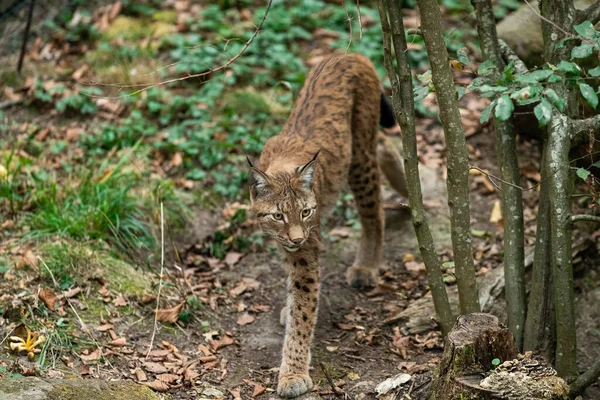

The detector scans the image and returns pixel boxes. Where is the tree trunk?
[415,0,480,315]
[472,0,526,349]
[523,145,556,362]
[377,0,454,336]
[428,313,568,400]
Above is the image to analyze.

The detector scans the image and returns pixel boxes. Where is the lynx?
[248,54,407,398]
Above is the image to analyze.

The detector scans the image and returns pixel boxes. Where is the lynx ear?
[249,167,271,200]
[296,150,320,190]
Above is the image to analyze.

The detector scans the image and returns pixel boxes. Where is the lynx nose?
[288,226,304,245]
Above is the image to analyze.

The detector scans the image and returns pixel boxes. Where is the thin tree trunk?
[523,145,555,362]
[377,0,453,336]
[471,0,526,349]
[569,358,600,398]
[540,0,579,380]
[17,0,35,74]
[415,0,480,314]
[547,114,577,379]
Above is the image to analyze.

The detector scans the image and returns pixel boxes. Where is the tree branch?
[570,358,600,397]
[378,0,454,335]
[576,2,600,25]
[570,114,600,142]
[571,214,600,224]
[472,0,526,349]
[498,39,528,74]
[416,0,480,314]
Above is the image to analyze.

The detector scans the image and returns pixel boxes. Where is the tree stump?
[428,313,569,400]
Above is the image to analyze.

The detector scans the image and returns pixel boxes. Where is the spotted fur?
[248,54,406,398]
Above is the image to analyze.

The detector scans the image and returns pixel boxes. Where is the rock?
[497,0,596,67]
[0,377,162,400]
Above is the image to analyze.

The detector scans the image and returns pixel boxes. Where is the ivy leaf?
[492,358,501,367]
[511,85,542,105]
[589,66,600,77]
[534,98,553,127]
[480,100,497,124]
[477,84,509,93]
[571,43,595,59]
[456,86,466,100]
[457,47,471,65]
[478,60,497,76]
[414,86,429,102]
[515,69,553,84]
[573,21,598,40]
[576,168,591,180]
[548,74,563,83]
[544,89,565,112]
[579,83,599,110]
[557,61,581,74]
[417,70,432,84]
[495,95,514,121]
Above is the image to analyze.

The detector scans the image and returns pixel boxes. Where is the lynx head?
[248,153,319,253]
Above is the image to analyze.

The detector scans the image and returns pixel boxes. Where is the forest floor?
[1,1,600,399]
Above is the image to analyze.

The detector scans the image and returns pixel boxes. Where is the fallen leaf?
[229,390,242,400]
[326,346,339,352]
[79,349,102,362]
[156,373,180,383]
[147,349,171,358]
[209,334,235,351]
[39,289,57,310]
[402,253,415,262]
[143,361,168,374]
[141,294,156,304]
[329,227,351,238]
[134,367,147,382]
[108,337,126,347]
[347,372,360,381]
[236,312,255,326]
[224,252,244,268]
[113,294,128,307]
[156,302,185,323]
[95,324,114,332]
[405,261,426,273]
[252,383,266,397]
[375,373,411,396]
[143,380,170,392]
[489,200,503,227]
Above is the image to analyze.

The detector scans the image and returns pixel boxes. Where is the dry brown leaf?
[252,383,266,397]
[79,349,102,362]
[405,261,426,273]
[147,349,171,358]
[224,252,244,268]
[71,64,89,81]
[143,361,168,374]
[197,344,213,356]
[141,294,156,304]
[39,289,56,310]
[113,294,128,307]
[143,380,170,392]
[95,323,114,332]
[208,334,234,352]
[156,373,180,383]
[229,390,242,400]
[236,312,255,326]
[489,200,503,227]
[134,367,147,382]
[108,337,126,347]
[156,302,185,323]
[329,227,351,238]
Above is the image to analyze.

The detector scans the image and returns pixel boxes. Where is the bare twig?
[17,0,35,73]
[86,0,273,98]
[570,114,600,142]
[406,27,422,36]
[319,361,343,397]
[355,0,363,39]
[571,214,600,224]
[146,202,165,358]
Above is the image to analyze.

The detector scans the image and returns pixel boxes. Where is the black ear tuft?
[296,150,320,190]
[248,167,271,200]
[246,155,254,168]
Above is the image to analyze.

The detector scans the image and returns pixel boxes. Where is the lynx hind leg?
[376,132,408,197]
[347,153,384,289]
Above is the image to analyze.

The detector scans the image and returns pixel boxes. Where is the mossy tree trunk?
[415,0,480,315]
[377,0,454,336]
[471,0,526,350]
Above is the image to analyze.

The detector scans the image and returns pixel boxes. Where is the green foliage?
[469,19,600,126]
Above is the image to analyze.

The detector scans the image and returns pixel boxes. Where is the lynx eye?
[272,212,284,221]
[301,208,312,218]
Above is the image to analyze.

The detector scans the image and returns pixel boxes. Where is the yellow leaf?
[489,200,503,227]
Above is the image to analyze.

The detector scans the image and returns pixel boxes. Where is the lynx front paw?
[277,374,313,398]
[346,266,378,289]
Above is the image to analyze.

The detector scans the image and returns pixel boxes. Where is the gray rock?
[0,377,163,400]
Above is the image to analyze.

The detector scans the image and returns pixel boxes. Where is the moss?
[152,10,177,24]
[221,90,272,116]
[102,16,173,41]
